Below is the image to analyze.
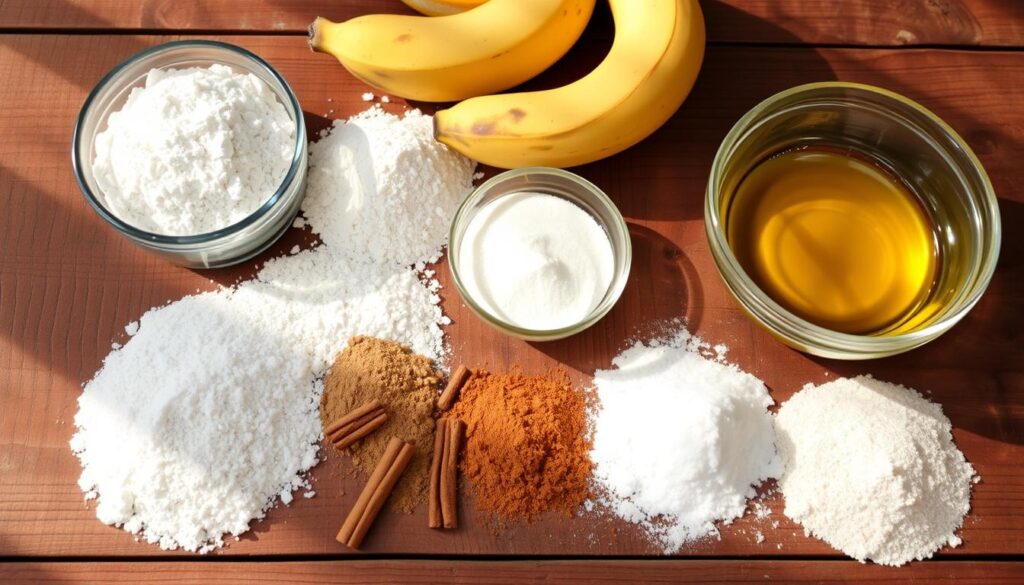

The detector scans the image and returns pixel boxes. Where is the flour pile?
[72,106,475,552]
[303,109,471,267]
[775,375,976,566]
[93,65,295,235]
[590,327,780,553]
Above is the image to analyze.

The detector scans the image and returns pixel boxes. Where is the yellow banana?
[309,0,594,102]
[400,0,486,16]
[434,0,705,168]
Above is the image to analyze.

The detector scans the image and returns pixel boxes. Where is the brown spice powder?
[320,336,439,513]
[448,369,593,523]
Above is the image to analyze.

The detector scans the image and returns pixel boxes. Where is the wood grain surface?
[1,0,1022,46]
[0,0,1022,582]
[3,560,1024,584]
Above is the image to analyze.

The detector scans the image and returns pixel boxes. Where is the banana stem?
[308,17,327,53]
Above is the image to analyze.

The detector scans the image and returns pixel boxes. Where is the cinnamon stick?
[337,436,413,549]
[440,418,465,529]
[325,399,382,436]
[325,400,387,450]
[437,365,471,411]
[337,436,401,546]
[427,420,445,529]
[332,411,388,450]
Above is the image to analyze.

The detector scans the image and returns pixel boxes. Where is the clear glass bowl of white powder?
[72,41,307,268]
[449,167,631,341]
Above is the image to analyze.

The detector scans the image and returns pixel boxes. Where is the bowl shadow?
[529,222,705,375]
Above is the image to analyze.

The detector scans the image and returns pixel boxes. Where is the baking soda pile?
[92,65,295,235]
[775,375,976,566]
[589,326,781,553]
[71,107,475,552]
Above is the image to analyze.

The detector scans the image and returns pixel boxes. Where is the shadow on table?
[0,0,150,91]
[529,223,703,374]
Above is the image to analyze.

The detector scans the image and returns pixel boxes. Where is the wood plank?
[0,33,1022,562]
[705,0,1024,46]
[0,0,1022,47]
[3,560,1024,584]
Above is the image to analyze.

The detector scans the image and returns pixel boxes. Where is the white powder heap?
[775,375,976,566]
[70,291,320,553]
[72,107,475,552]
[590,327,781,553]
[303,108,475,266]
[93,65,295,235]
[457,192,614,330]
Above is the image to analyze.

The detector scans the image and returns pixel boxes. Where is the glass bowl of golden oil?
[706,82,1000,359]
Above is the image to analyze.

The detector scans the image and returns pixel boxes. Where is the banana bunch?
[310,0,705,168]
[309,0,594,103]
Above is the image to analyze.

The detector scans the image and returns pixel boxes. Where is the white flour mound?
[775,375,976,566]
[72,107,475,553]
[303,107,475,267]
[70,291,320,553]
[93,65,295,235]
[590,327,781,553]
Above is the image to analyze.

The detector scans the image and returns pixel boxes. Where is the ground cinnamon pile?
[320,336,439,512]
[448,369,592,523]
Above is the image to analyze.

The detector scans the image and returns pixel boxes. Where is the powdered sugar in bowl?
[73,41,307,268]
[449,168,632,341]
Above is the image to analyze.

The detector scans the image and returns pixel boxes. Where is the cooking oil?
[725,146,940,335]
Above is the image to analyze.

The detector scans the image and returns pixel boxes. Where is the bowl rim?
[448,167,632,341]
[705,81,1002,356]
[71,39,307,245]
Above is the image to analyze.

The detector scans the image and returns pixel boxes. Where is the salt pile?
[590,327,781,553]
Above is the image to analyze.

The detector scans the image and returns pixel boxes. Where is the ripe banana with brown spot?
[309,0,594,102]
[434,0,705,168]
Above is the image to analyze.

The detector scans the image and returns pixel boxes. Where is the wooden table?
[1,1,1022,582]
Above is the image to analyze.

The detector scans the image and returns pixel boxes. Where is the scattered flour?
[753,500,772,520]
[92,65,295,235]
[775,375,976,566]
[72,107,475,553]
[590,327,781,553]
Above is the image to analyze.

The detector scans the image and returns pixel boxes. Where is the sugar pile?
[72,106,475,552]
[775,375,976,566]
[590,327,781,553]
[93,65,295,235]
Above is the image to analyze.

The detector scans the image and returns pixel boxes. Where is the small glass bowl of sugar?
[72,40,307,268]
[449,167,631,341]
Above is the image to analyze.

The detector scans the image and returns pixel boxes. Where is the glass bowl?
[706,82,1001,359]
[72,40,308,269]
[449,167,632,341]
